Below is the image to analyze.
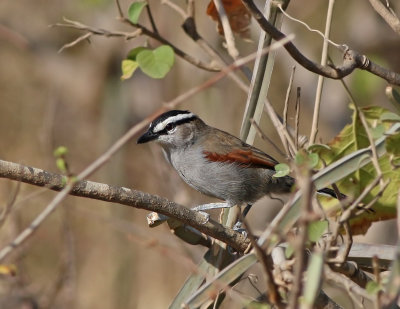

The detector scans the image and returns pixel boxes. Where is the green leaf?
[381,112,400,123]
[386,132,400,156]
[127,46,148,61]
[294,151,307,165]
[53,146,68,157]
[136,45,174,79]
[285,244,294,259]
[302,252,323,306]
[308,143,331,153]
[128,1,147,24]
[294,151,319,169]
[121,59,139,80]
[307,220,328,242]
[56,158,67,173]
[385,86,400,112]
[309,152,319,168]
[273,163,290,178]
[371,124,385,139]
[366,281,382,294]
[316,105,400,235]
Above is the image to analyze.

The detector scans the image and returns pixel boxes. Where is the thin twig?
[277,2,341,49]
[212,0,239,59]
[241,0,400,85]
[294,87,300,150]
[372,256,382,309]
[339,176,382,224]
[187,0,195,17]
[398,190,400,239]
[57,32,92,53]
[239,215,283,308]
[163,35,294,110]
[115,0,123,18]
[288,160,314,309]
[162,0,187,19]
[263,98,297,156]
[0,182,20,229]
[357,109,384,187]
[283,66,296,157]
[309,0,336,144]
[145,3,159,34]
[250,119,286,157]
[53,18,142,40]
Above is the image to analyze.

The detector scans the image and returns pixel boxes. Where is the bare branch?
[212,0,239,59]
[58,32,92,53]
[241,0,400,85]
[240,215,283,308]
[368,0,400,35]
[309,0,336,144]
[324,265,375,302]
[0,159,250,255]
[283,66,296,157]
[53,17,221,72]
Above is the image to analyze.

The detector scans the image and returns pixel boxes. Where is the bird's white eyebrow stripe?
[153,113,195,133]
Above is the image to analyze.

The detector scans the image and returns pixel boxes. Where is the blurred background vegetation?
[0,0,399,308]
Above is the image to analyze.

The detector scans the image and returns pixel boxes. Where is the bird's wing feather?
[202,129,279,170]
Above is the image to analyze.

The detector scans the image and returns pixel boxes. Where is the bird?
[137,110,338,214]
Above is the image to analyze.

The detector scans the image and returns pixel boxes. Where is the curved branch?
[368,0,400,35]
[0,159,250,253]
[242,0,400,85]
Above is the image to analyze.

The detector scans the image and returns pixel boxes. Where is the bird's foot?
[233,221,247,237]
[191,203,233,224]
[192,202,232,212]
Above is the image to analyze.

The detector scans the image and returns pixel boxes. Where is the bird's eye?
[166,123,176,132]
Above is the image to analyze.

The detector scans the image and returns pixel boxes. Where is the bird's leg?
[233,203,253,235]
[242,203,253,217]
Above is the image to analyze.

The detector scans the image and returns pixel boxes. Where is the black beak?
[137,130,157,144]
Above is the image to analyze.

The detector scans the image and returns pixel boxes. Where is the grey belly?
[176,160,272,205]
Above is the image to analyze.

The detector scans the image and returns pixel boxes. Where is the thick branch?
[241,0,400,85]
[0,159,249,252]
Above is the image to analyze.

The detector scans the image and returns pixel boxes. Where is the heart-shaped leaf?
[128,1,147,24]
[127,46,148,61]
[136,45,174,79]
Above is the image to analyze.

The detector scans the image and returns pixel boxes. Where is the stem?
[309,0,335,144]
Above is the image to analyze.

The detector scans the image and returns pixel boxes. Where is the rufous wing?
[204,148,277,170]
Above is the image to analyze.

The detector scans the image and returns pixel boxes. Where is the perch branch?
[0,159,250,255]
